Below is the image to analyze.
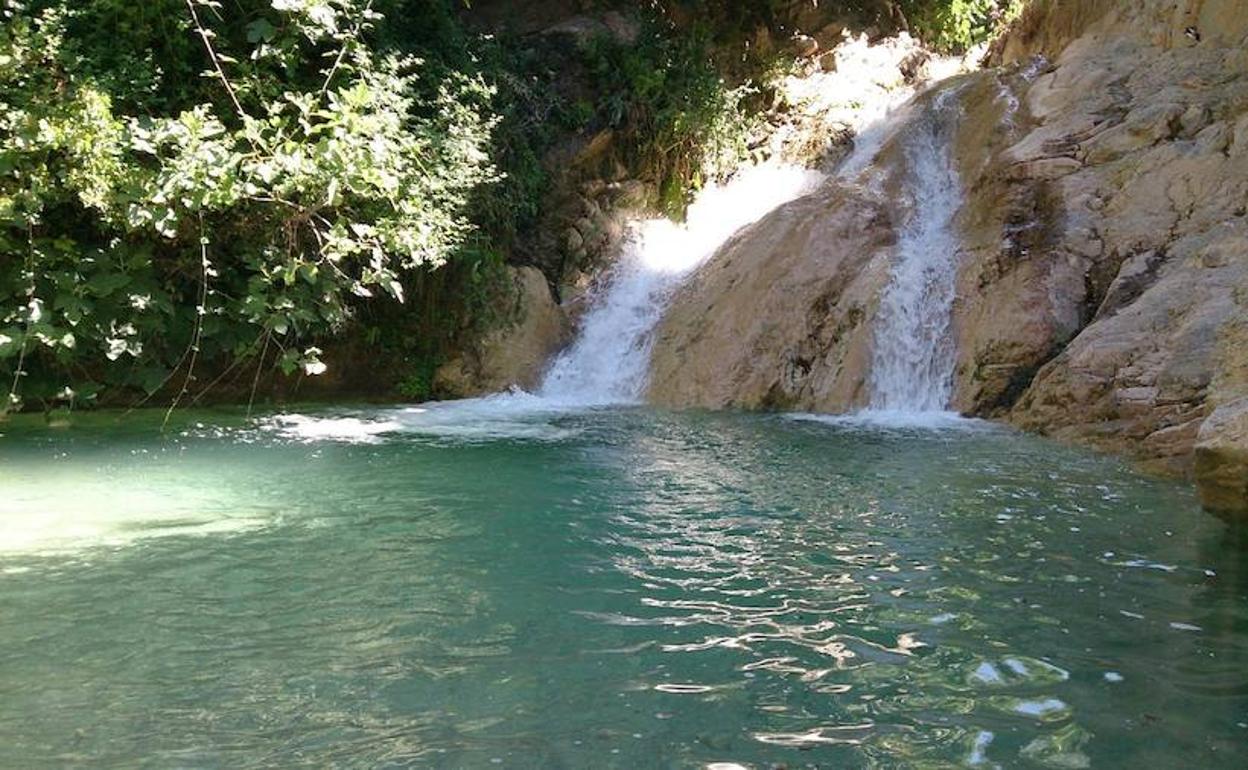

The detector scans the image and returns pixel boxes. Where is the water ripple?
[0,408,1244,767]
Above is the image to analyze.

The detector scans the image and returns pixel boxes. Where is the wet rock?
[898,49,931,83]
[1097,250,1163,318]
[792,34,819,58]
[1195,398,1248,517]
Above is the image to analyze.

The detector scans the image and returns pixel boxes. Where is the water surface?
[1,404,1245,768]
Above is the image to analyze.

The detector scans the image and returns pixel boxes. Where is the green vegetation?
[901,0,1025,53]
[1,0,495,414]
[0,0,767,413]
[580,23,757,216]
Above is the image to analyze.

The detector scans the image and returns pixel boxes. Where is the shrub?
[0,0,495,412]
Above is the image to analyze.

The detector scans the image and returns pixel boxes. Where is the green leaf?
[86,272,131,297]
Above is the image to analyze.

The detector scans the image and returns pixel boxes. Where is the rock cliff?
[433,267,570,396]
[647,0,1248,515]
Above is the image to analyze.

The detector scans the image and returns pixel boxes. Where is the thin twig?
[246,330,272,419]
[6,332,27,415]
[5,223,35,415]
[184,0,249,122]
[319,0,375,97]
[120,343,191,418]
[162,215,211,431]
[189,350,244,406]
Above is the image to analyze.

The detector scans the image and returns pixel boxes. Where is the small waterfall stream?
[867,87,965,413]
[538,165,823,405]
[538,78,969,415]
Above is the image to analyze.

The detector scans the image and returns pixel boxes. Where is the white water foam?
[538,164,824,406]
[388,392,576,442]
[258,414,404,444]
[835,90,921,182]
[786,407,995,438]
[259,391,575,445]
[867,84,966,415]
[785,410,991,432]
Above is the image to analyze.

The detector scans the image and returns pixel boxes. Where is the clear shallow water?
[1,405,1246,768]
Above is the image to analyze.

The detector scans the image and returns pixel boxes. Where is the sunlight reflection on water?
[0,407,1244,768]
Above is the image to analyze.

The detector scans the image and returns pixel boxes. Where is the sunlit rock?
[434,267,569,397]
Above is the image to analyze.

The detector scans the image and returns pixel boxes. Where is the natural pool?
[1,400,1245,768]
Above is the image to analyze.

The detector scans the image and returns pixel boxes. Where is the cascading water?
[538,164,823,406]
[867,86,965,413]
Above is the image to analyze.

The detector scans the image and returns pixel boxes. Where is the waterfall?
[538,164,823,406]
[867,87,965,413]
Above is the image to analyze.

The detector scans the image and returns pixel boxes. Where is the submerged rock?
[1195,399,1248,518]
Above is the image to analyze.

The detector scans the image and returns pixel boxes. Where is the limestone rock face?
[989,0,1248,65]
[434,267,569,397]
[977,18,1248,489]
[644,0,1248,513]
[965,2,1248,510]
[648,185,894,410]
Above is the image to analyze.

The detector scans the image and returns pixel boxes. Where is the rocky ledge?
[648,0,1248,516]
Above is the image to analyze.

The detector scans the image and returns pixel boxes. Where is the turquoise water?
[1,401,1246,768]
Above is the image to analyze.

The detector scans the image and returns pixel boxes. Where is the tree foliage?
[900,0,1024,52]
[0,0,494,412]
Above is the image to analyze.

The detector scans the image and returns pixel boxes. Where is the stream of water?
[867,85,966,413]
[538,164,823,406]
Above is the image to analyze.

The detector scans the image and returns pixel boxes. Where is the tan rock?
[946,9,1248,495]
[1081,103,1184,165]
[434,267,569,397]
[1006,156,1082,179]
[792,34,819,58]
[647,183,894,411]
[1195,398,1248,518]
[990,0,1248,66]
